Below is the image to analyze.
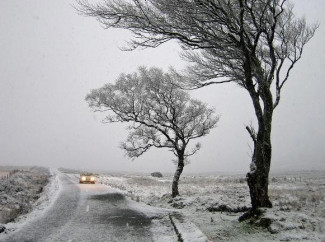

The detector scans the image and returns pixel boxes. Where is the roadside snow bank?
[169,214,208,242]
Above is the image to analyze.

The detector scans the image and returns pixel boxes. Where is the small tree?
[78,0,317,213]
[86,67,219,197]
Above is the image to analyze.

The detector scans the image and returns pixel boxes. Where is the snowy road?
[4,172,176,242]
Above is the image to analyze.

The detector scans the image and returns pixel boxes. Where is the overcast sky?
[0,0,324,174]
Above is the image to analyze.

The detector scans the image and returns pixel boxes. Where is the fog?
[0,0,324,174]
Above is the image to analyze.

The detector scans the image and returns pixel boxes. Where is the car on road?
[79,173,96,184]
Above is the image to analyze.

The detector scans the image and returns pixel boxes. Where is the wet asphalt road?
[3,173,174,242]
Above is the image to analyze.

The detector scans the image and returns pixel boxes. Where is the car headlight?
[81,176,86,181]
[90,176,95,181]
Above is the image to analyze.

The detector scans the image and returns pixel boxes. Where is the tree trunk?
[246,86,274,210]
[172,153,184,198]
[246,129,273,209]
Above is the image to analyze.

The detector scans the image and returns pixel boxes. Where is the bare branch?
[245,124,257,144]
[86,67,219,161]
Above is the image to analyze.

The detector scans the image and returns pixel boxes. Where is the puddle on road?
[89,193,125,202]
[87,193,151,228]
[100,208,151,227]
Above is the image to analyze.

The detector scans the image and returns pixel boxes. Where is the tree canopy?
[86,67,218,158]
[78,0,317,107]
[86,67,219,196]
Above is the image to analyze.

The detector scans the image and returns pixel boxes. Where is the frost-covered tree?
[77,0,317,213]
[86,67,219,197]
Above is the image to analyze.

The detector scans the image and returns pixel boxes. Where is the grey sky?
[0,0,324,174]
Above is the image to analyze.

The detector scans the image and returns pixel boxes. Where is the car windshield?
[80,173,94,176]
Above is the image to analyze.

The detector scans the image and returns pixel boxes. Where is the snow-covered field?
[98,171,325,241]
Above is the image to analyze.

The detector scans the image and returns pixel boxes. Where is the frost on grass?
[99,171,325,241]
[0,167,50,226]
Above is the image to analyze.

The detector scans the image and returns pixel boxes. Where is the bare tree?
[77,0,317,213]
[86,67,219,197]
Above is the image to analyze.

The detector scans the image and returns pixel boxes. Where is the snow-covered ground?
[1,168,324,241]
[0,167,61,237]
[98,171,325,241]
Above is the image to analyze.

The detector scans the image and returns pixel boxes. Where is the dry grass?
[268,171,325,214]
[269,186,325,214]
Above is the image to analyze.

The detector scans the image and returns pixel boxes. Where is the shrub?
[151,172,163,178]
